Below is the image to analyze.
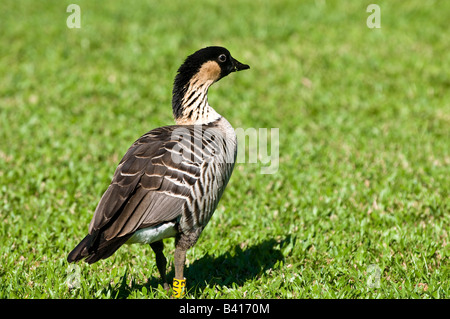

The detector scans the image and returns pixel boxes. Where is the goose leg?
[171,231,200,298]
[150,241,169,291]
[172,246,187,298]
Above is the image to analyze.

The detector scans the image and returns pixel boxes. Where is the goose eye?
[218,54,227,62]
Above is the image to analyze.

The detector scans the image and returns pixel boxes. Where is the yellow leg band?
[172,278,186,298]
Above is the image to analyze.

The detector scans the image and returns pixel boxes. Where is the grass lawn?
[0,0,448,299]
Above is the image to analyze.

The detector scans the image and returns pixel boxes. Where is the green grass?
[0,0,448,299]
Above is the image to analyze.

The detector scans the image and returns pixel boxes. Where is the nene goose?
[67,46,249,297]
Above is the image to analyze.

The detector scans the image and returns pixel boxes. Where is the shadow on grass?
[186,237,285,296]
[112,237,286,298]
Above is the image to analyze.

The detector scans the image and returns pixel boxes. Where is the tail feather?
[67,231,132,264]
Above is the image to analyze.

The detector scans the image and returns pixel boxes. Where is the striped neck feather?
[175,79,220,125]
[172,61,222,125]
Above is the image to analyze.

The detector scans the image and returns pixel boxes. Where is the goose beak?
[232,57,250,72]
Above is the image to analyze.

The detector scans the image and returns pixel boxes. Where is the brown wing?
[88,125,202,240]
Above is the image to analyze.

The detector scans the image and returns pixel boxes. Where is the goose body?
[67,46,249,297]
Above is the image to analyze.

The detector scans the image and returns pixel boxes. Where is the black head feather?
[172,46,249,120]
